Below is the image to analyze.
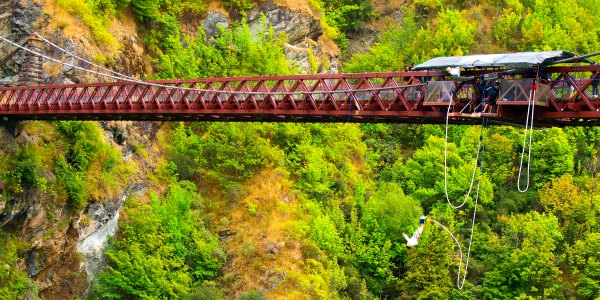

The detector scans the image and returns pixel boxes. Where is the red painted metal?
[0,69,599,126]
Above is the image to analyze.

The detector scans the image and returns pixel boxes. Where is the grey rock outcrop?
[0,0,45,86]
[243,1,339,74]
[202,11,229,39]
[247,2,321,45]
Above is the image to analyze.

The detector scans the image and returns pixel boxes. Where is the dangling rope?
[440,82,489,288]
[434,118,486,289]
[517,73,538,192]
[443,95,485,209]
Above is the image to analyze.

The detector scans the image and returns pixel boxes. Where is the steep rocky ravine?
[0,0,401,298]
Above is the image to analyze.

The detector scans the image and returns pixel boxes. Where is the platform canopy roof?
[412,51,590,70]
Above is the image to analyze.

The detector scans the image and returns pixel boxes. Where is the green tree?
[398,221,455,299]
[156,18,294,79]
[0,232,34,299]
[568,233,600,298]
[93,180,224,299]
[539,174,597,244]
[530,128,575,188]
[482,212,563,299]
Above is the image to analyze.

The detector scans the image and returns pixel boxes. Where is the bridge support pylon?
[18,34,45,86]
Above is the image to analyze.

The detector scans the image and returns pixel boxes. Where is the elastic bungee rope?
[517,77,537,192]
[443,96,485,209]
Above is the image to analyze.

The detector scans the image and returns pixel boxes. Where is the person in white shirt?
[403,216,427,248]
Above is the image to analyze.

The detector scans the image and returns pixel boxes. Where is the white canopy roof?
[412,51,583,70]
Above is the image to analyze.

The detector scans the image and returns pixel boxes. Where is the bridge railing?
[498,79,550,106]
[425,81,454,103]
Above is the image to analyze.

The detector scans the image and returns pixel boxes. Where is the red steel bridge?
[1,66,600,126]
[1,38,600,126]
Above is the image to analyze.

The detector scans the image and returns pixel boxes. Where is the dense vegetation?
[1,0,600,299]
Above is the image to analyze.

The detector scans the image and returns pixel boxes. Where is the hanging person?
[403,216,428,248]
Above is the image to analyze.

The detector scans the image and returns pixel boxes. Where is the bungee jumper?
[403,216,428,248]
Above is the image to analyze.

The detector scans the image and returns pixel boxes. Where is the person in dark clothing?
[474,76,486,112]
[483,81,500,113]
[539,70,552,84]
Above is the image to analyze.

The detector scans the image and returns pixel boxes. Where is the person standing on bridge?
[483,80,500,113]
[403,216,428,248]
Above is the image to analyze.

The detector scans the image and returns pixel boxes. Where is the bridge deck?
[1,66,599,126]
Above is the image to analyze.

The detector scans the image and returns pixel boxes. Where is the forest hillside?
[0,0,599,299]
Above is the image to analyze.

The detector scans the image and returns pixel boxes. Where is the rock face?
[0,0,45,87]
[246,2,322,45]
[199,1,342,74]
[243,1,340,74]
[202,11,230,39]
[76,183,143,295]
[0,126,88,299]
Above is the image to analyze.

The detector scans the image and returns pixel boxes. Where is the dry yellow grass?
[209,168,315,298]
[271,0,315,17]
[43,1,93,47]
[317,35,341,58]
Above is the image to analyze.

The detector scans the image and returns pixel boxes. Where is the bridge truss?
[1,66,599,126]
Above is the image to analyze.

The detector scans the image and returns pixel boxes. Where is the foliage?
[180,284,223,300]
[519,1,599,53]
[54,121,130,211]
[568,233,600,298]
[0,145,47,193]
[540,174,598,245]
[399,224,455,299]
[344,8,476,72]
[530,128,575,188]
[53,0,119,51]
[93,180,225,299]
[482,212,563,298]
[239,290,266,300]
[0,232,34,298]
[222,0,253,13]
[168,122,283,190]
[155,18,294,79]
[319,0,374,34]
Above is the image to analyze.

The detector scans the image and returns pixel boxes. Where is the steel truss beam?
[0,68,599,126]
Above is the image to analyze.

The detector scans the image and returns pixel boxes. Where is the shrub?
[239,290,266,300]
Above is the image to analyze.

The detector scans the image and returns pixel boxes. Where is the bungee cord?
[443,97,485,209]
[436,119,485,289]
[516,76,537,192]
[440,82,489,288]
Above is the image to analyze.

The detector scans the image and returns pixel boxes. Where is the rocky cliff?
[0,0,394,297]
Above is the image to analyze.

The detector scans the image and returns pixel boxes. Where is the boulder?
[246,2,321,45]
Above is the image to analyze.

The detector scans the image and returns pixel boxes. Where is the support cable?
[0,33,423,96]
[33,32,138,82]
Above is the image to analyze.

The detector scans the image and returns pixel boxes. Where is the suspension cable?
[33,32,139,82]
[443,96,485,209]
[0,33,424,96]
